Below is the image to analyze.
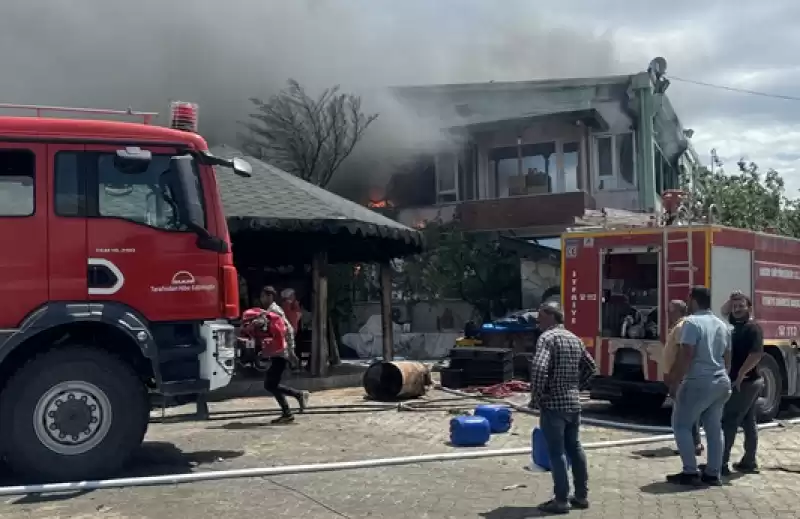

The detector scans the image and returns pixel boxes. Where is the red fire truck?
[562,220,800,423]
[0,102,251,482]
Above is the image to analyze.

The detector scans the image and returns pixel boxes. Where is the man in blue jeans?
[667,286,732,486]
[530,301,598,514]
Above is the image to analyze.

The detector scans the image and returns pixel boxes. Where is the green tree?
[395,220,521,322]
[682,155,800,237]
[241,79,379,187]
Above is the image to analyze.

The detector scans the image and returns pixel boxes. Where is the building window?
[96,153,206,231]
[489,142,556,197]
[0,149,35,216]
[435,152,458,203]
[592,132,636,191]
[655,144,680,195]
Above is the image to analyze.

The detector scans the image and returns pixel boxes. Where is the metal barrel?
[362,361,432,401]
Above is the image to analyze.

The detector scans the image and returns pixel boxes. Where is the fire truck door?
[47,144,88,302]
[83,144,219,322]
[0,143,48,327]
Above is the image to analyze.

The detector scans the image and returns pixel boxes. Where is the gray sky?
[2,0,798,193]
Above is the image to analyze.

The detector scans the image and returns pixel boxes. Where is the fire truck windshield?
[52,150,206,233]
[97,153,205,231]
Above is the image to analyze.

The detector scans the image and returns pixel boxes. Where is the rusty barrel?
[363,361,432,401]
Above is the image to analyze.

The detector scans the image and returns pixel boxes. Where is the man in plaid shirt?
[530,301,597,514]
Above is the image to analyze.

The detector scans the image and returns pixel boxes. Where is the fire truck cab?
[0,102,250,482]
[562,220,800,423]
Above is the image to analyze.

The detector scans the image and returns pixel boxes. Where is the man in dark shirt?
[720,292,764,475]
[530,301,598,514]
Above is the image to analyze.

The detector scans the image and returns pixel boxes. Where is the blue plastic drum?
[473,404,513,434]
[450,415,491,447]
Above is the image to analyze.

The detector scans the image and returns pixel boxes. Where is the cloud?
[2,1,799,194]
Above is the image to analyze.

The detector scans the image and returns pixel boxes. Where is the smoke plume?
[0,0,637,199]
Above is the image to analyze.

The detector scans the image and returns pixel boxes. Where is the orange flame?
[368,199,393,208]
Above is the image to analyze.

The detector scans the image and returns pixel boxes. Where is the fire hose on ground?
[2,387,799,497]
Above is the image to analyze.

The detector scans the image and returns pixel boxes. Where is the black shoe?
[297,391,310,413]
[701,473,723,486]
[666,472,704,486]
[537,499,570,514]
[698,463,727,481]
[733,462,760,474]
[271,414,295,424]
[569,497,589,509]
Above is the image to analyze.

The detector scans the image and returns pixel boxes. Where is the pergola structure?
[212,145,424,376]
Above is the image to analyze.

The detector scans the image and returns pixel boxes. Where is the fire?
[368,199,393,208]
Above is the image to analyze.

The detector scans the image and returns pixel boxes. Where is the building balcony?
[395,190,596,235]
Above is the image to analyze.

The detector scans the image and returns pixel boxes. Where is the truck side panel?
[562,234,601,367]
[709,246,753,316]
[714,227,800,340]
[714,227,800,398]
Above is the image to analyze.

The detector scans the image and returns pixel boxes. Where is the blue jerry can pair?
[449,405,512,447]
[531,427,571,471]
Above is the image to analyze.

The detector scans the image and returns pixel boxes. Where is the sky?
[2,0,799,194]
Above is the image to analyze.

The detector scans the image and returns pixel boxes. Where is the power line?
[670,75,800,102]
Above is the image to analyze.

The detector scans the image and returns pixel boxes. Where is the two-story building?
[384,61,699,237]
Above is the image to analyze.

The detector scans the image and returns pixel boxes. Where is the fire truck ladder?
[0,103,158,124]
[664,224,695,309]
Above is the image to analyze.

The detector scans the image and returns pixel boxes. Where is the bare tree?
[241,79,379,187]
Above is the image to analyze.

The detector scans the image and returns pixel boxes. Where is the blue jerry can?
[532,427,570,471]
[473,404,513,433]
[450,415,491,447]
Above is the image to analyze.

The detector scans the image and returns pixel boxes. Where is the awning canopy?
[212,145,424,265]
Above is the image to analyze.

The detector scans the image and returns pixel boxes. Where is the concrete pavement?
[3,389,800,518]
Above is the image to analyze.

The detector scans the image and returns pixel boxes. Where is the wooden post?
[311,252,329,377]
[379,262,394,361]
[327,316,341,366]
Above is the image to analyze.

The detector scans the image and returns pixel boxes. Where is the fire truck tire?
[755,354,782,423]
[0,345,149,482]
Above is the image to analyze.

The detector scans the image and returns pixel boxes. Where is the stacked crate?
[440,347,514,388]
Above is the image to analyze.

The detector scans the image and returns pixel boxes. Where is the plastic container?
[531,427,569,472]
[532,427,551,470]
[449,415,491,447]
[473,404,513,434]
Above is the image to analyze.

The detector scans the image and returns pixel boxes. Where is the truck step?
[159,379,210,396]
[158,344,205,362]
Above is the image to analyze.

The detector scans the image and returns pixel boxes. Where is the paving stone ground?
[3,388,800,518]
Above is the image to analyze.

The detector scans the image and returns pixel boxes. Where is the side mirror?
[114,147,152,174]
[169,155,205,231]
[232,157,253,178]
[197,150,252,177]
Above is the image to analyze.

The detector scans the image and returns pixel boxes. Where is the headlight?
[214,329,236,355]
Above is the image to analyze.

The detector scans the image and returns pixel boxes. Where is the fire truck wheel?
[0,345,149,482]
[755,354,782,423]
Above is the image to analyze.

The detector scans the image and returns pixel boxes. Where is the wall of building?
[349,299,477,334]
[521,258,561,308]
[390,72,694,226]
